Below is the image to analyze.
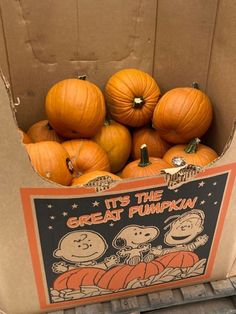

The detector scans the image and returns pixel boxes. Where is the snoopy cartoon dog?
[113,224,159,266]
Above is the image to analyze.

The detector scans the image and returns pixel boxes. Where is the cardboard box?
[0,1,236,313]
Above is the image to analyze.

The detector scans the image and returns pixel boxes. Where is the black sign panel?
[20,165,236,310]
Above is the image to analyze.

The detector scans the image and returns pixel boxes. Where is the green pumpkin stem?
[192,82,199,89]
[138,144,151,167]
[184,138,201,154]
[133,96,145,108]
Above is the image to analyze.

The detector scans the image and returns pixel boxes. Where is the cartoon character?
[113,225,159,265]
[150,209,208,257]
[52,230,119,273]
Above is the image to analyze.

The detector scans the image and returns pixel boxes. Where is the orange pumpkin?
[132,126,170,160]
[45,78,106,138]
[152,83,213,143]
[53,267,106,291]
[121,144,171,179]
[105,68,161,127]
[71,171,121,186]
[156,251,199,268]
[18,128,32,144]
[93,119,132,173]
[163,138,218,167]
[97,261,164,291]
[62,139,110,175]
[54,260,164,292]
[25,141,73,185]
[27,120,63,143]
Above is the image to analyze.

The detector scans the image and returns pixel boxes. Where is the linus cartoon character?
[150,209,208,257]
[113,225,160,265]
[52,230,119,273]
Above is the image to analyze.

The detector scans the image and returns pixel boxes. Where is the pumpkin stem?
[46,122,53,130]
[104,119,111,126]
[184,138,201,154]
[133,96,145,108]
[192,82,199,89]
[78,75,87,80]
[138,144,151,167]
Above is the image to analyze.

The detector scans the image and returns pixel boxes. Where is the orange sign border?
[20,163,236,310]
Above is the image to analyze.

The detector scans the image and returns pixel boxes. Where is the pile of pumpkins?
[19,68,218,186]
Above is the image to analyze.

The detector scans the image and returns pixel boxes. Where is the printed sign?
[21,163,236,310]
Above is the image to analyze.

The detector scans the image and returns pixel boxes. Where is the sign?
[20,163,236,310]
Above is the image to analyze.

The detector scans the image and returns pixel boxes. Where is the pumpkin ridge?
[107,264,131,288]
[176,89,197,131]
[109,77,134,100]
[159,251,179,267]
[97,264,128,290]
[186,251,199,266]
[93,268,105,285]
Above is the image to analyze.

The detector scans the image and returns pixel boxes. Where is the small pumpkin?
[156,251,199,268]
[121,144,171,179]
[25,141,73,185]
[93,119,132,173]
[132,126,170,160]
[71,171,121,186]
[62,139,110,175]
[18,128,32,144]
[152,83,213,143]
[163,138,218,167]
[45,77,106,138]
[105,68,161,127]
[53,267,106,291]
[27,120,63,143]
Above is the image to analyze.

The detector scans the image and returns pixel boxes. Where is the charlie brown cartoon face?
[53,230,108,263]
[164,210,205,245]
[113,225,159,249]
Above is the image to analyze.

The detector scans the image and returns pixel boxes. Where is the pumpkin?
[105,68,161,127]
[163,138,218,167]
[62,139,110,176]
[93,119,132,173]
[132,126,170,160]
[45,78,106,138]
[53,267,106,291]
[156,251,199,268]
[25,141,73,185]
[27,120,63,143]
[121,144,171,179]
[71,171,121,186]
[152,83,213,143]
[54,260,164,292]
[97,261,164,291]
[18,128,32,144]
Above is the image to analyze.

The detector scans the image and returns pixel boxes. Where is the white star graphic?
[174,189,179,193]
[198,181,205,188]
[50,216,55,220]
[47,204,53,208]
[72,203,79,209]
[109,223,114,227]
[48,226,53,230]
[213,182,217,186]
[208,193,212,196]
[200,200,206,205]
[214,201,218,205]
[62,212,68,216]
[93,201,100,207]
